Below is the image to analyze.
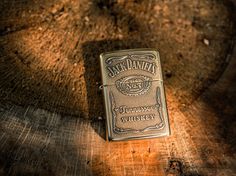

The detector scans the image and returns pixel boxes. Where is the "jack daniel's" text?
[107,58,156,77]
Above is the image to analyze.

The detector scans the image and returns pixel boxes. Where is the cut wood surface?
[0,0,235,175]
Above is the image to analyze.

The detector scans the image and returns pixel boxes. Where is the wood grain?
[0,0,235,175]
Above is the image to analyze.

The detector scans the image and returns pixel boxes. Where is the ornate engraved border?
[109,87,165,134]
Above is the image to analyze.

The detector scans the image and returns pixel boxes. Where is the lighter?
[100,49,170,141]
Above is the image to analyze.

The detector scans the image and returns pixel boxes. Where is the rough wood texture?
[0,0,235,175]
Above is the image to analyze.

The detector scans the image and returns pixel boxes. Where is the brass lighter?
[100,49,170,141]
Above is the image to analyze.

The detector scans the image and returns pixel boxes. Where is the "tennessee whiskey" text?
[121,114,155,123]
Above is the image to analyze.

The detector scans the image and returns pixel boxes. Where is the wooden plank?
[0,0,235,175]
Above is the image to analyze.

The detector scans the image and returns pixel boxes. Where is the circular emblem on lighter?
[115,75,152,96]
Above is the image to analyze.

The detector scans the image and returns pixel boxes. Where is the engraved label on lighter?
[100,49,170,141]
[115,75,152,96]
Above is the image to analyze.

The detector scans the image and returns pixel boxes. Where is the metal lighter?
[100,49,170,141]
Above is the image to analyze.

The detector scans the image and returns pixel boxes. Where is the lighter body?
[100,49,170,141]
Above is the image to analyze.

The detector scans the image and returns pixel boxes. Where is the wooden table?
[0,0,235,175]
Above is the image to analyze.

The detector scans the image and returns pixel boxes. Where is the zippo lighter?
[100,49,170,141]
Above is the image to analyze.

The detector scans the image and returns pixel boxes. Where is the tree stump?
[0,0,235,175]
